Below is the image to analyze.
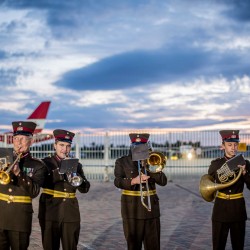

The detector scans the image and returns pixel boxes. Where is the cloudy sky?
[1,0,250,134]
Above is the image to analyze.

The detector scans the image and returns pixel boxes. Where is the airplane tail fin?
[27,101,51,134]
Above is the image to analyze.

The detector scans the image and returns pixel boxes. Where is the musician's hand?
[141,173,150,182]
[238,165,246,175]
[12,164,20,176]
[131,174,150,185]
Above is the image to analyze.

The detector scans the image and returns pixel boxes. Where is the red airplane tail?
[0,101,51,145]
[27,101,51,134]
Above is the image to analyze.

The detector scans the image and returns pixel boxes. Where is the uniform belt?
[0,193,32,203]
[217,192,243,200]
[42,188,54,195]
[42,188,76,198]
[122,189,156,196]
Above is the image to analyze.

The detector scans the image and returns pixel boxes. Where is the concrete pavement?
[29,178,250,249]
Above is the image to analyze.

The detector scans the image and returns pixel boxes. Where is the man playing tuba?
[207,130,250,250]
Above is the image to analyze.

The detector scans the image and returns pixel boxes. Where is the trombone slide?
[138,161,151,212]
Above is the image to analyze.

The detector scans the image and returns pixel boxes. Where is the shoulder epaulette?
[211,157,223,163]
[116,155,128,161]
[32,158,44,164]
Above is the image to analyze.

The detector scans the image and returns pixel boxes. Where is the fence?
[1,129,249,181]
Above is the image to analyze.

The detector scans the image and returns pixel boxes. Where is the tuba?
[146,151,166,173]
[199,155,244,202]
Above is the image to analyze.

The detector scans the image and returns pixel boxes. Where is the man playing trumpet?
[208,130,250,250]
[38,129,90,250]
[0,121,46,250]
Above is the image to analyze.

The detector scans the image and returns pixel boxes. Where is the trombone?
[138,151,166,211]
[0,153,22,185]
[138,160,151,211]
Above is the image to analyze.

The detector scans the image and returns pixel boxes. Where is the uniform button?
[64,189,66,191]
[9,195,14,202]
[27,182,30,185]
[131,171,133,173]
[229,190,231,193]
[8,188,12,192]
[63,199,66,202]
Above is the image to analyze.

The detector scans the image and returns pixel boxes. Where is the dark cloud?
[2,0,144,9]
[54,44,250,91]
[46,95,248,130]
[2,0,148,39]
[0,68,20,87]
[0,50,7,59]
[48,103,122,129]
[54,46,210,90]
[113,118,247,129]
[222,1,250,22]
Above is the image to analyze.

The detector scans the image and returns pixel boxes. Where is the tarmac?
[29,177,250,250]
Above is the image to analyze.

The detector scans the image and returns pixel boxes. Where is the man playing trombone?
[207,130,250,250]
[38,129,90,250]
[114,133,167,250]
[0,121,46,250]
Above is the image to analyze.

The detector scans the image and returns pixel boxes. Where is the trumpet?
[0,153,22,185]
[67,172,83,187]
[63,153,83,187]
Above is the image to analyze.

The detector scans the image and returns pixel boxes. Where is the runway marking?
[78,242,95,249]
[175,183,208,201]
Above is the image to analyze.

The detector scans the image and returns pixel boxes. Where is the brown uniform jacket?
[114,154,167,219]
[38,155,90,222]
[208,156,250,222]
[0,152,46,233]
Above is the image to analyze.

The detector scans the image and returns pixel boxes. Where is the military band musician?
[38,129,90,250]
[0,121,46,250]
[208,130,250,250]
[114,133,167,250]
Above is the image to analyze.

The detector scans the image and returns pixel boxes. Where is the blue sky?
[1,0,250,133]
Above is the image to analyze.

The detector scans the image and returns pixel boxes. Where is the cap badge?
[65,135,70,139]
[231,135,236,138]
[135,138,141,142]
[17,126,23,131]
